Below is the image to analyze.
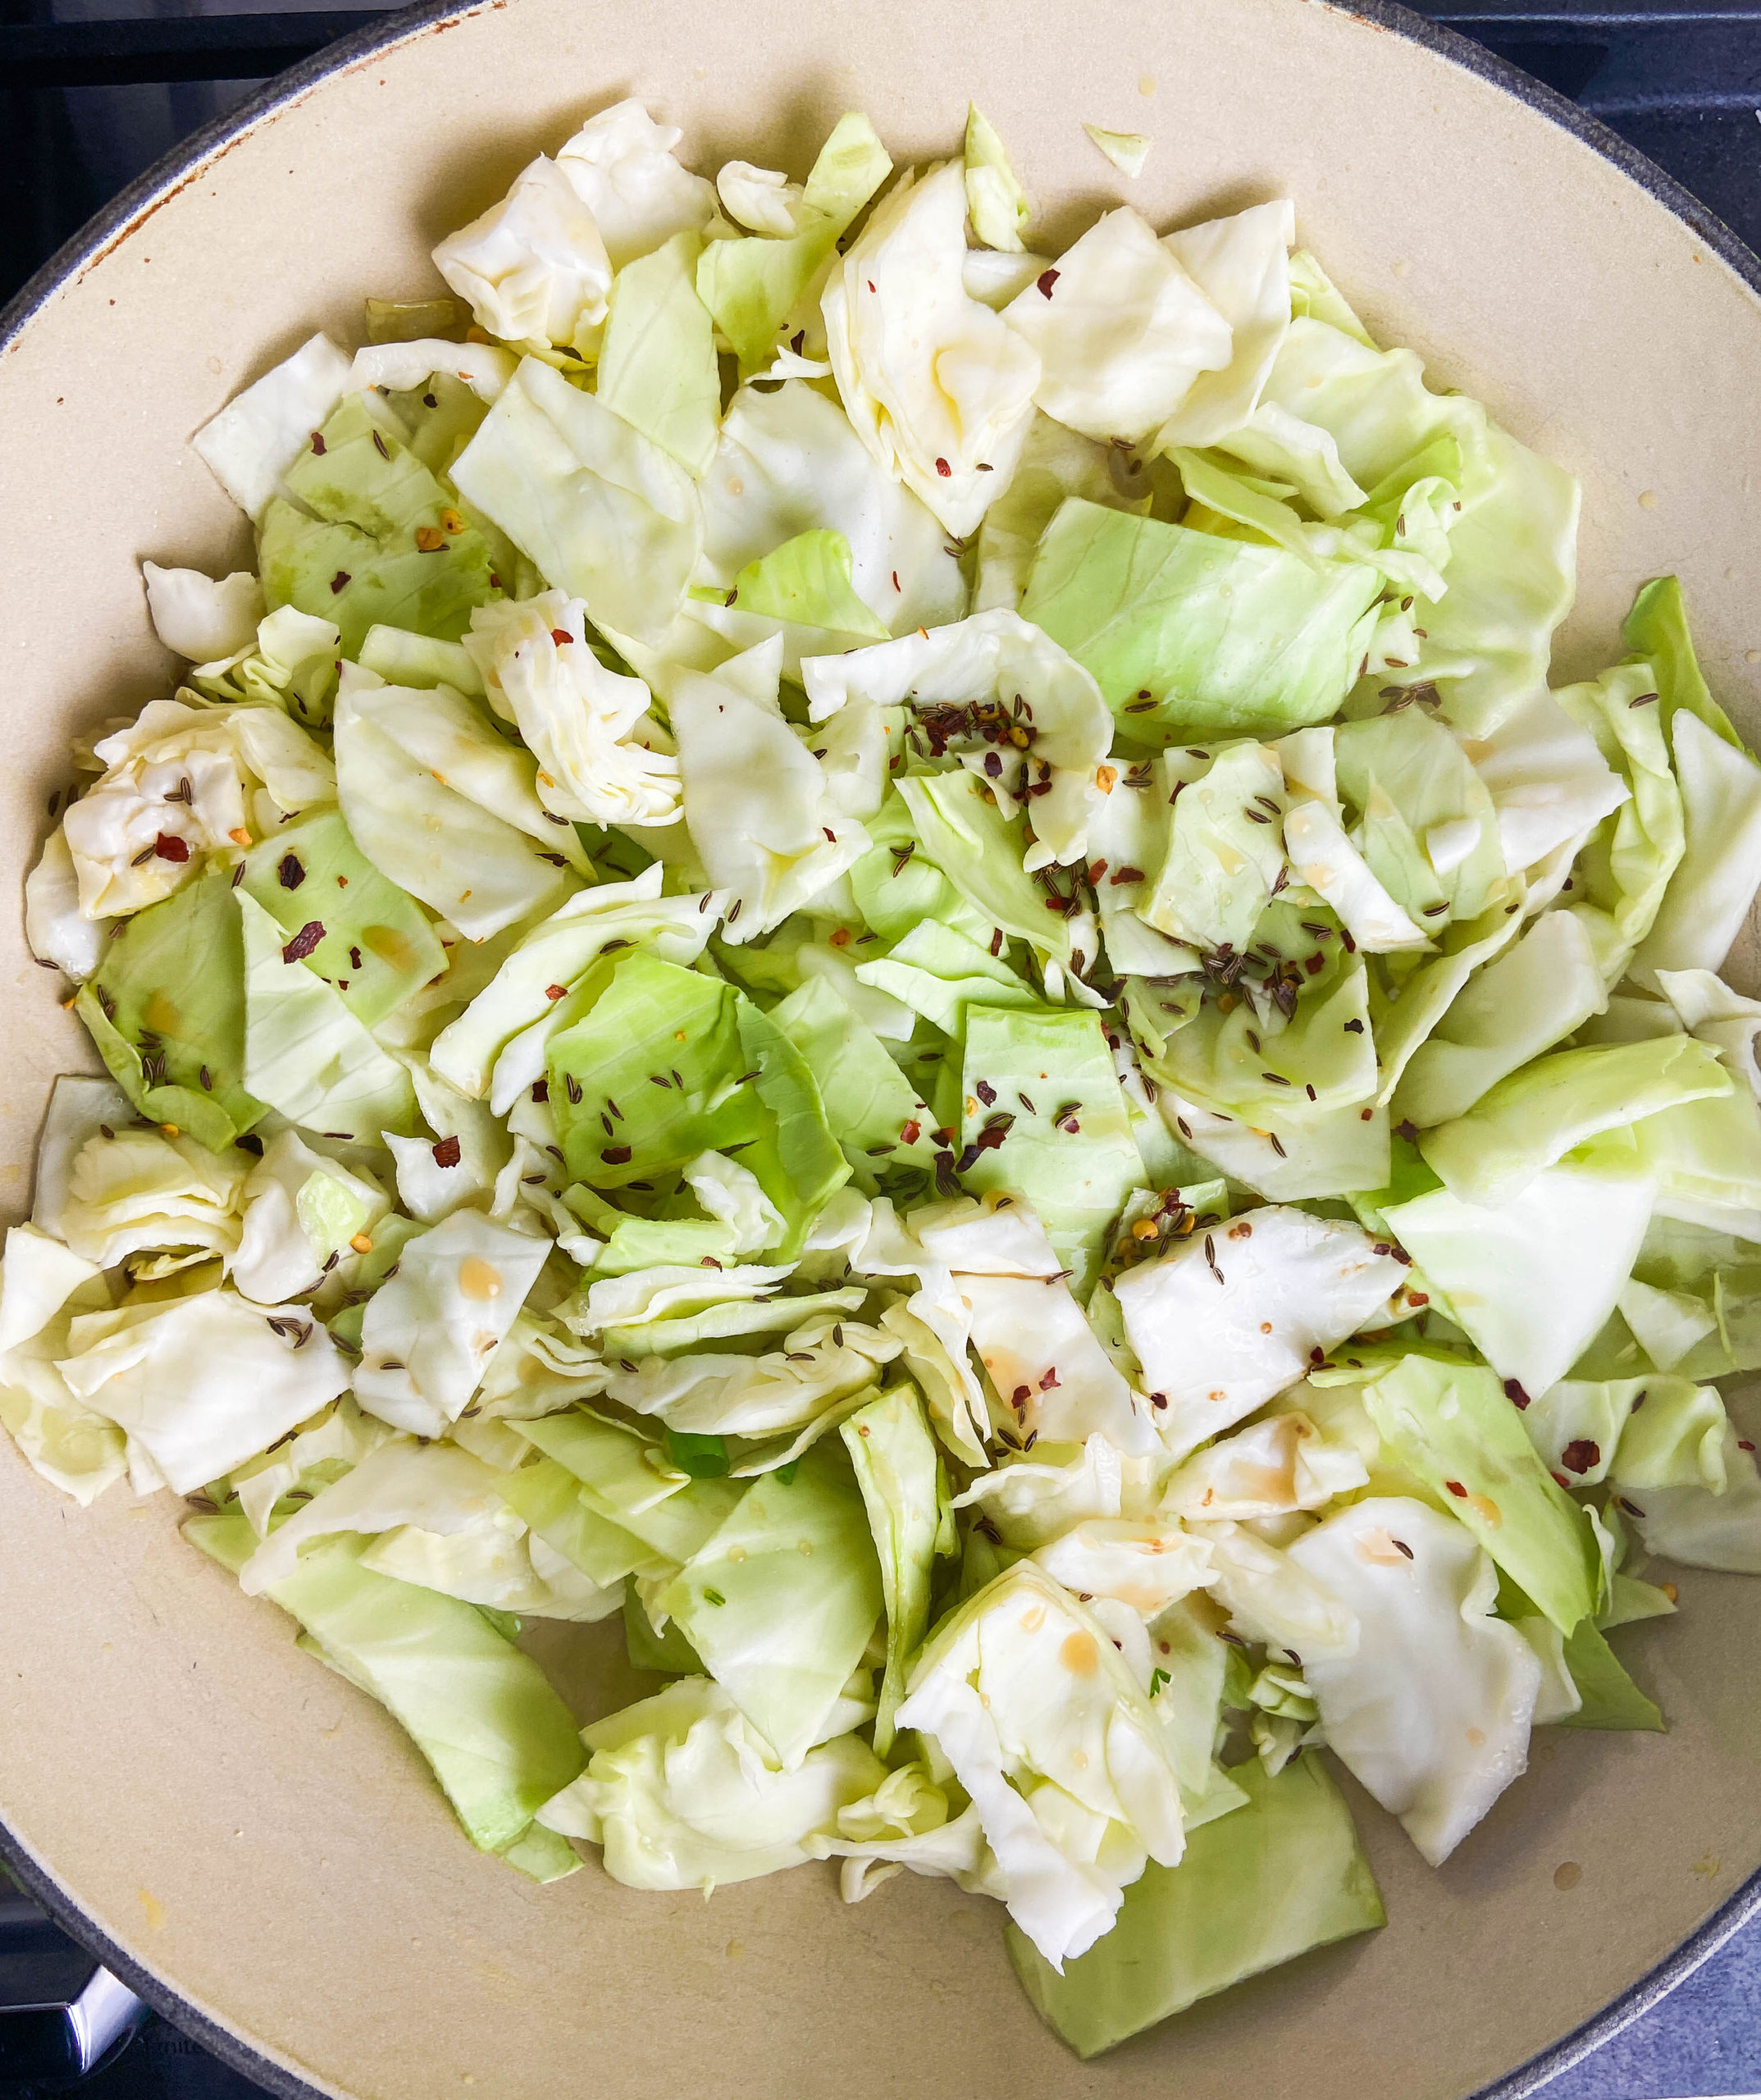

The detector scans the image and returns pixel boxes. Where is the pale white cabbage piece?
[962,249,1055,310]
[1634,711,1761,987]
[682,1151,786,1257]
[1113,1206,1408,1460]
[0,1225,102,1357]
[905,1193,1065,1276]
[1002,205,1230,445]
[878,1286,990,1468]
[1161,1410,1369,1521]
[1618,1420,1761,1573]
[716,160,805,236]
[231,1130,386,1306]
[1275,727,1433,953]
[1657,967,1761,1101]
[23,830,104,979]
[192,332,352,518]
[0,1271,125,1506]
[348,339,516,404]
[1288,1497,1542,1865]
[142,563,265,662]
[1187,1518,1361,1659]
[430,867,720,1110]
[239,1435,509,1593]
[965,104,1031,252]
[823,162,1041,537]
[803,609,1113,869]
[895,1563,1184,1970]
[353,1210,552,1438]
[960,1271,1159,1455]
[29,1075,135,1242]
[1082,126,1150,179]
[332,668,577,943]
[1465,686,1628,875]
[1382,1163,1655,1397]
[579,1261,793,1332]
[603,1313,897,1437]
[224,1395,391,1539]
[536,1675,887,1889]
[807,1762,1005,1901]
[974,410,1149,614]
[62,701,250,920]
[61,696,299,920]
[1393,909,1612,1128]
[450,356,705,647]
[432,155,613,350]
[1155,199,1295,450]
[57,1289,350,1494]
[464,593,681,828]
[380,1051,513,1224]
[687,381,966,673]
[1031,1518,1214,1616]
[669,637,867,938]
[1616,1275,1718,1371]
[363,1511,619,1621]
[951,1432,1156,1548]
[57,1125,245,1268]
[237,891,417,1144]
[554,99,717,271]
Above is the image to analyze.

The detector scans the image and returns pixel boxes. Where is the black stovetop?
[2,3,1760,2092]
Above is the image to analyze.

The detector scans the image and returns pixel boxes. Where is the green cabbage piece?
[710,528,889,640]
[1418,1035,1731,1209]
[772,976,939,1193]
[623,1577,705,1674]
[1334,711,1506,926]
[1362,1354,1601,1633]
[185,1515,584,1860]
[1557,1617,1664,1733]
[493,1454,673,1588]
[841,1383,946,1753]
[696,114,892,372]
[450,357,703,646]
[260,391,496,656]
[848,813,992,947]
[240,806,444,1028]
[1555,659,1685,975]
[75,867,263,1152]
[856,919,1039,1037]
[893,774,1073,960]
[514,1408,743,1564]
[964,104,1031,251]
[655,1441,883,1767]
[236,890,418,1143]
[957,1005,1145,1290]
[597,231,721,477]
[1006,1752,1383,2060]
[1624,576,1741,750]
[1138,742,1286,956]
[1020,497,1383,740]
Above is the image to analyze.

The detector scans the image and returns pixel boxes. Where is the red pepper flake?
[1394,1119,1418,1144]
[1109,865,1145,886]
[901,1119,922,1145]
[330,570,351,595]
[545,983,568,1002]
[431,1134,462,1168]
[281,920,325,963]
[1503,1378,1531,1410]
[277,852,305,889]
[1407,1290,1429,1307]
[310,431,326,454]
[531,1079,549,1102]
[1444,1480,1467,1498]
[153,833,189,862]
[975,1080,997,1107]
[349,945,363,970]
[1038,1367,1060,1391]
[1741,1440,1757,1454]
[934,457,952,478]
[892,570,901,591]
[601,1145,634,1165]
[550,628,573,646]
[1359,1107,1374,1121]
[1560,1439,1601,1475]
[867,279,877,293]
[1037,268,1060,297]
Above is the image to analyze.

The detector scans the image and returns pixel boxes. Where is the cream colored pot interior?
[2,0,1760,2093]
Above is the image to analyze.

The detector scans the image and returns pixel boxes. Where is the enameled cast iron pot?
[4,1,1760,2093]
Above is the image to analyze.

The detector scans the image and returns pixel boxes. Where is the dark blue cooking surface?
[2,3,1760,2093]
